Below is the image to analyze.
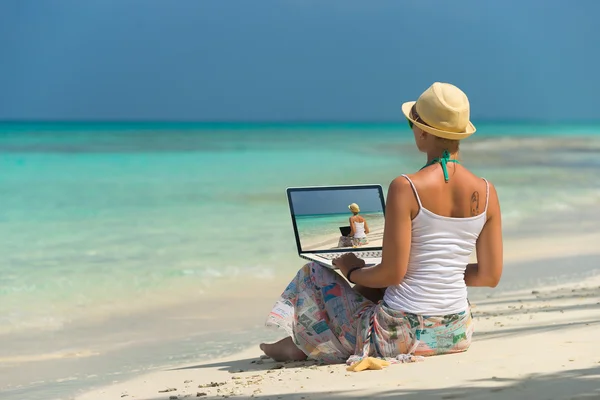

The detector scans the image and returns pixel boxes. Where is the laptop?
[286,184,385,268]
[339,226,352,236]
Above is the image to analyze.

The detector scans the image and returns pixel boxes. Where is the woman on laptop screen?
[261,83,504,365]
[347,202,370,248]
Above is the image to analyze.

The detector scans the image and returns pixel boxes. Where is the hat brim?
[402,101,476,140]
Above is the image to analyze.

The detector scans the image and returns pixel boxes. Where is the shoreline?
[3,225,598,344]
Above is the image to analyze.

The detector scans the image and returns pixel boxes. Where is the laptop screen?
[287,185,385,254]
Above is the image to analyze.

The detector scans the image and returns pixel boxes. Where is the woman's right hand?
[332,253,366,278]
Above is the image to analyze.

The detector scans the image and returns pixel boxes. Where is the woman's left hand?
[332,253,366,278]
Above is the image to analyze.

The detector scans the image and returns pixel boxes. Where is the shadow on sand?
[148,364,600,400]
[153,279,600,400]
[172,357,320,374]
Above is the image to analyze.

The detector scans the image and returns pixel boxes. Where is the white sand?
[76,246,600,400]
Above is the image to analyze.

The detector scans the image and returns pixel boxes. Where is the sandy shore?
[4,224,600,399]
[7,207,600,400]
[76,272,600,400]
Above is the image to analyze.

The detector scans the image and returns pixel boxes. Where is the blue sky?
[291,188,384,216]
[1,0,599,121]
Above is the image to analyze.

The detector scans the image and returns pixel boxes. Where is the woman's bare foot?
[259,337,307,362]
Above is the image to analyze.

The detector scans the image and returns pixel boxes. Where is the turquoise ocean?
[2,121,600,335]
[2,121,600,398]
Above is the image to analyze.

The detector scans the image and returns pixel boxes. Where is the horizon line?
[2,118,600,125]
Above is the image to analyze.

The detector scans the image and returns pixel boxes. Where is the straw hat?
[402,82,476,140]
[348,203,360,213]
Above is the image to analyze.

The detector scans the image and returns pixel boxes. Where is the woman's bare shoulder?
[387,175,418,202]
[389,174,414,190]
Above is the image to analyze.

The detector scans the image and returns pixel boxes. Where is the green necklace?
[420,150,459,182]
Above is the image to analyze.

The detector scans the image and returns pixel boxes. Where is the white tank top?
[383,175,489,315]
[353,221,366,238]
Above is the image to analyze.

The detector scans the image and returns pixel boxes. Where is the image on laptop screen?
[288,186,385,252]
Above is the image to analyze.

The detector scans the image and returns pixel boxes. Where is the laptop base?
[301,253,381,269]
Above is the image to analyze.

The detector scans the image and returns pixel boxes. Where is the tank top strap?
[482,178,490,212]
[401,174,423,208]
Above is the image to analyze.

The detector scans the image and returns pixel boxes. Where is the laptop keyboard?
[319,251,382,260]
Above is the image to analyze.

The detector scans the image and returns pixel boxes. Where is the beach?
[75,274,600,400]
[299,213,385,251]
[66,210,600,399]
[1,122,600,400]
[71,214,600,400]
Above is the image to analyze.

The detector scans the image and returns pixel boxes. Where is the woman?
[261,82,503,364]
[348,203,370,247]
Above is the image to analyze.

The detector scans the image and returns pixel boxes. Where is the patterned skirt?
[266,262,473,364]
[351,236,369,247]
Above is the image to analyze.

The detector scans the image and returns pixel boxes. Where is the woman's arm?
[349,217,355,236]
[364,218,370,234]
[464,182,503,287]
[348,177,413,288]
